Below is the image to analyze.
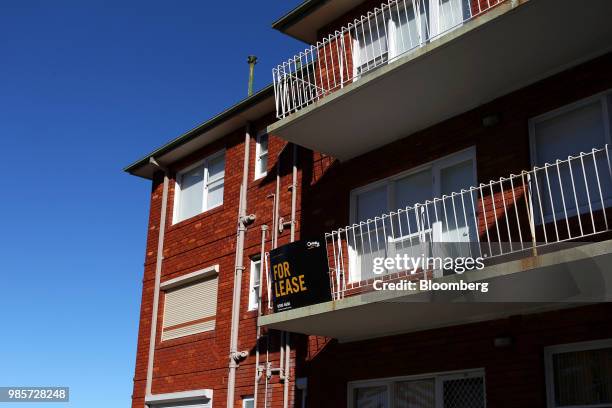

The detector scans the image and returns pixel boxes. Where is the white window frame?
[172,149,225,224]
[254,131,269,180]
[248,258,261,311]
[348,147,476,282]
[242,395,254,408]
[349,147,477,224]
[528,90,612,224]
[347,368,485,408]
[544,338,612,408]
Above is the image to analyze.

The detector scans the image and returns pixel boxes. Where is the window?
[545,339,612,408]
[349,148,476,282]
[352,0,468,77]
[348,369,485,408]
[353,12,389,75]
[529,91,612,222]
[173,150,225,223]
[161,272,219,341]
[242,396,254,408]
[255,131,268,179]
[248,258,261,311]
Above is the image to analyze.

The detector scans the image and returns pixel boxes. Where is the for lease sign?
[269,239,332,312]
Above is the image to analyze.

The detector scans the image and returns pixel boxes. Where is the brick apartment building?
[125,0,612,407]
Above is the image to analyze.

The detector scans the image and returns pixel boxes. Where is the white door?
[433,151,477,243]
[350,185,389,282]
[430,150,477,270]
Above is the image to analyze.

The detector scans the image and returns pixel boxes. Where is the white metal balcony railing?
[322,145,612,300]
[272,0,507,119]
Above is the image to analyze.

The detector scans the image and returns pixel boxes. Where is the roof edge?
[123,84,274,179]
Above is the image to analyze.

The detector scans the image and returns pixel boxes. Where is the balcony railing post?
[522,171,538,257]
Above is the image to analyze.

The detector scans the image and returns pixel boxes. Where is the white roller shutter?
[162,276,218,341]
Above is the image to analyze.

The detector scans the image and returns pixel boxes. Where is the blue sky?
[0,1,302,406]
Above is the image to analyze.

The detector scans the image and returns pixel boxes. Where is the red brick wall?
[305,304,612,408]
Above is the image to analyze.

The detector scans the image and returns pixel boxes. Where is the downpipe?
[227,124,255,408]
[145,157,169,400]
[282,145,298,408]
[253,225,268,408]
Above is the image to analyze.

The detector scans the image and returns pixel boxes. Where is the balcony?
[259,146,612,341]
[269,0,612,161]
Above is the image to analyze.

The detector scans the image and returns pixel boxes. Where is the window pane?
[356,186,388,222]
[354,386,388,408]
[392,3,426,56]
[206,180,224,209]
[257,152,268,176]
[178,165,204,221]
[252,260,261,287]
[356,13,388,71]
[442,376,485,408]
[533,100,610,219]
[394,379,435,408]
[440,159,475,231]
[396,169,433,209]
[259,134,269,154]
[438,0,465,33]
[243,397,254,408]
[208,154,225,182]
[553,347,612,406]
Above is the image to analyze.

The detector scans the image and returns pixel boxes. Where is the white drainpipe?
[283,144,298,408]
[253,224,268,408]
[226,124,255,408]
[145,158,169,400]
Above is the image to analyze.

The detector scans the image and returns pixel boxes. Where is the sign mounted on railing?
[269,239,332,313]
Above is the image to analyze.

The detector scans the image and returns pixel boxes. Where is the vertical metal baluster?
[544,164,560,242]
[580,152,596,233]
[488,183,503,255]
[499,177,513,252]
[509,175,524,250]
[406,206,414,259]
[468,186,483,258]
[479,184,492,256]
[394,0,406,54]
[591,148,608,231]
[555,159,571,238]
[459,189,472,258]
[533,167,548,244]
[567,154,584,237]
[402,0,414,50]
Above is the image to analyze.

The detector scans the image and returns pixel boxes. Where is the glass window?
[395,379,435,408]
[530,94,612,221]
[242,396,254,408]
[354,385,388,408]
[174,151,225,223]
[546,340,612,408]
[177,164,205,222]
[255,132,269,179]
[248,259,261,311]
[349,370,485,408]
[349,149,476,282]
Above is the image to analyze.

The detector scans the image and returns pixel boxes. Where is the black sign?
[269,238,332,312]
